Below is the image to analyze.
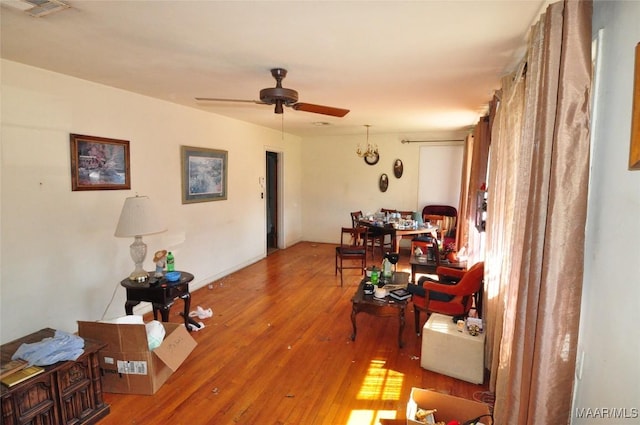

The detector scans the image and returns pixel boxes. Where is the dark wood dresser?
[1,328,110,425]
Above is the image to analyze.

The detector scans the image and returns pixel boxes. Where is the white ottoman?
[420,313,485,384]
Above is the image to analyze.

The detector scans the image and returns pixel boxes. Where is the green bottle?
[370,269,379,286]
[166,251,175,272]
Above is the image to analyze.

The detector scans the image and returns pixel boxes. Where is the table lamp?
[115,195,166,281]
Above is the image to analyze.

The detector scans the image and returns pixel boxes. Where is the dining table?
[358,219,438,254]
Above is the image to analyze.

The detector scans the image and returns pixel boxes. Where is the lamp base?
[128,235,149,282]
[128,269,149,282]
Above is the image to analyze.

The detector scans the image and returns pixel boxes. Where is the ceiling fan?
[195,68,350,117]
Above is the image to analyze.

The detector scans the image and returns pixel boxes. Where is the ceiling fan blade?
[195,97,267,105]
[291,102,350,117]
[196,70,348,117]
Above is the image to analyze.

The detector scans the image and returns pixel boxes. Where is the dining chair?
[350,211,367,247]
[350,210,391,260]
[421,205,458,249]
[350,211,363,228]
[398,210,414,219]
[335,227,368,287]
[367,226,392,260]
[411,235,440,261]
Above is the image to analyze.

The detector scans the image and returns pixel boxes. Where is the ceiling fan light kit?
[196,68,349,118]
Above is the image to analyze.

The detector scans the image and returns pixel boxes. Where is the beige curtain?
[462,115,491,265]
[458,96,497,259]
[484,1,592,424]
[457,133,473,253]
[485,66,526,392]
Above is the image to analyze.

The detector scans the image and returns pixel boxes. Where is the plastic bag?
[12,330,84,366]
[145,320,166,350]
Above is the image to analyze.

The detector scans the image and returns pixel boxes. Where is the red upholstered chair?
[409,262,484,335]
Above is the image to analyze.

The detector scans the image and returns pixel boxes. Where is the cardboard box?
[77,320,197,395]
[407,388,492,425]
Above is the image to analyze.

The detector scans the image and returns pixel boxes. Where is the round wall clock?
[379,173,389,192]
[364,152,380,165]
[393,159,403,178]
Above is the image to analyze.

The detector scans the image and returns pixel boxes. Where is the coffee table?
[350,272,410,348]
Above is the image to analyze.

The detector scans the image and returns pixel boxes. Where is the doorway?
[266,151,279,254]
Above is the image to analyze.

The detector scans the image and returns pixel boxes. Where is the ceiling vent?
[5,0,71,17]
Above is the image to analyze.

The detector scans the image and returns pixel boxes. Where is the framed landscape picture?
[181,146,228,203]
[70,134,130,191]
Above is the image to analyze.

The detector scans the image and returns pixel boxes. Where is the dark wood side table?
[120,271,194,329]
[350,272,410,348]
[410,255,467,283]
[1,328,110,425]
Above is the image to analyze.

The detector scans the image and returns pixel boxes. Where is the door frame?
[265,149,284,250]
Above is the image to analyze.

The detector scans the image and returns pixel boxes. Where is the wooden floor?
[100,242,491,425]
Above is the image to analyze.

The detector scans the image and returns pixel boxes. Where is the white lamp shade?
[115,195,166,237]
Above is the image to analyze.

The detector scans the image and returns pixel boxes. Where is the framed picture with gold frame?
[630,42,640,170]
[70,134,130,191]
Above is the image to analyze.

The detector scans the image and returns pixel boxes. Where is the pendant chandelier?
[356,125,379,165]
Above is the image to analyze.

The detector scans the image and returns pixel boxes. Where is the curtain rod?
[400,139,465,144]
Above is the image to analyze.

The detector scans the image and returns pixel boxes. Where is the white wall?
[0,60,303,343]
[572,1,640,423]
[417,143,464,208]
[300,132,466,243]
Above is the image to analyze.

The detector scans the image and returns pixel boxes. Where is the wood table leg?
[181,292,191,330]
[351,296,407,347]
[350,304,358,341]
[152,306,160,321]
[155,303,170,322]
[125,299,139,316]
[394,235,402,254]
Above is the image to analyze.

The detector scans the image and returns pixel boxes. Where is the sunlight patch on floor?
[357,359,404,401]
[346,409,398,425]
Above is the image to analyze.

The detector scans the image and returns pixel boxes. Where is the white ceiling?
[0,0,549,138]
